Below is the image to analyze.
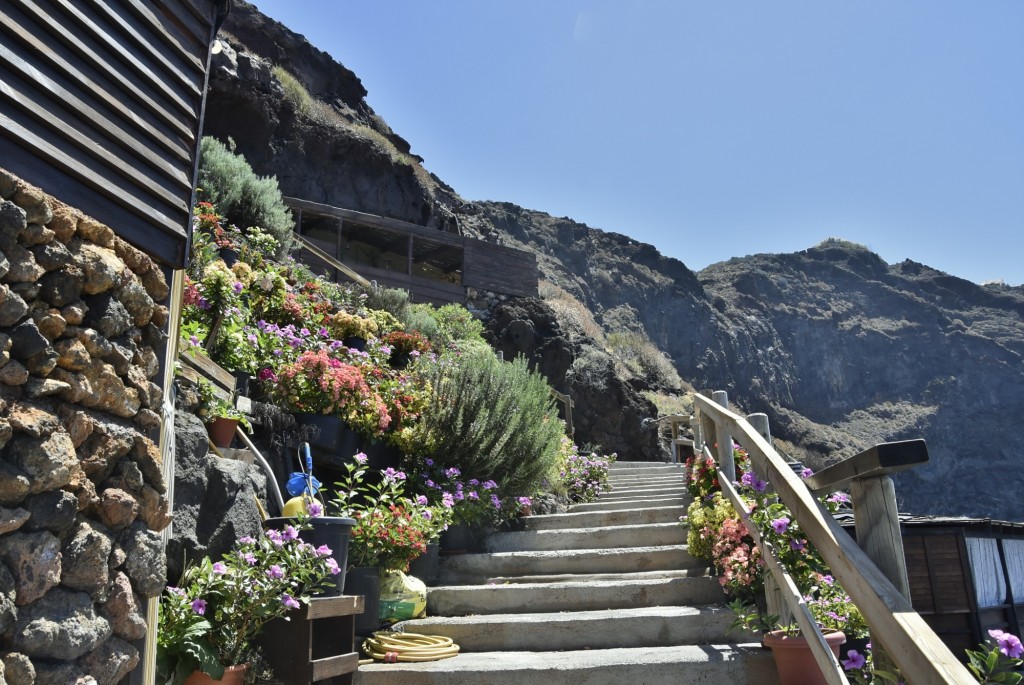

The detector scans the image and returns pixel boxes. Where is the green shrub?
[686,493,737,562]
[401,303,483,349]
[402,304,440,341]
[416,348,565,495]
[360,285,411,323]
[197,137,297,258]
[606,330,682,390]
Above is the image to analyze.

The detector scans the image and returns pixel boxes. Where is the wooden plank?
[0,43,189,163]
[179,347,235,392]
[0,122,188,265]
[695,394,977,684]
[48,0,196,115]
[0,6,193,143]
[89,0,202,94]
[305,595,364,620]
[123,0,203,68]
[310,652,359,681]
[803,440,929,495]
[295,233,372,287]
[286,197,465,247]
[8,1,194,139]
[0,73,189,210]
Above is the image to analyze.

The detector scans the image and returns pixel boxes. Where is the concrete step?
[354,644,780,685]
[597,488,690,503]
[426,574,724,616]
[483,567,711,585]
[569,495,688,512]
[401,605,744,651]
[608,461,679,469]
[602,484,687,497]
[484,522,685,552]
[439,544,701,584]
[523,505,687,530]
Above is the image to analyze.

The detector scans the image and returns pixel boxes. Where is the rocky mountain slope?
[205,2,1024,521]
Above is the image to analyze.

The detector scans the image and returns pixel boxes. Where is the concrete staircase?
[355,461,778,685]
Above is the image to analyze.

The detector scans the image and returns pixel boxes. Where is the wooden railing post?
[746,411,792,627]
[712,391,736,483]
[851,474,911,676]
[690,414,702,454]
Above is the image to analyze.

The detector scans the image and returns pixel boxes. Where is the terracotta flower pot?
[183,663,247,684]
[207,417,239,449]
[763,630,846,685]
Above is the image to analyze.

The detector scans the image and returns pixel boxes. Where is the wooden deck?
[287,197,539,304]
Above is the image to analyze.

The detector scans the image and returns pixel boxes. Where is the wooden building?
[0,0,229,268]
[287,197,540,305]
[901,517,1024,657]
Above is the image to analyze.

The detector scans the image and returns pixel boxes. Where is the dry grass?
[539,280,606,344]
[606,330,682,391]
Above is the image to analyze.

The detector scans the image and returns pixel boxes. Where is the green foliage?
[685,492,735,562]
[197,137,297,257]
[415,348,565,495]
[606,330,682,390]
[360,285,412,323]
[402,303,484,349]
[402,304,440,341]
[273,65,313,114]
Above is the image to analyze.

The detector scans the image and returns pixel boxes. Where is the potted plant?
[326,310,378,350]
[194,378,251,449]
[156,524,342,684]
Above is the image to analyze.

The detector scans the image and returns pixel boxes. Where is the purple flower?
[326,558,341,575]
[243,552,257,565]
[445,467,461,479]
[425,479,436,489]
[300,327,310,337]
[281,593,300,610]
[740,471,755,488]
[316,544,333,557]
[800,467,814,478]
[416,495,428,506]
[198,297,210,310]
[188,335,201,347]
[469,479,480,486]
[483,480,497,491]
[307,500,324,517]
[410,350,421,358]
[442,492,455,508]
[423,509,433,520]
[841,650,866,670]
[790,539,806,552]
[468,491,479,500]
[425,458,434,466]
[771,517,790,534]
[354,453,368,465]
[212,562,227,574]
[266,529,284,546]
[491,494,502,510]
[827,492,851,505]
[232,281,243,294]
[191,599,207,615]
[516,496,532,507]
[282,525,299,541]
[167,586,185,597]
[820,574,834,586]
[989,629,1024,658]
[266,565,284,579]
[238,536,255,545]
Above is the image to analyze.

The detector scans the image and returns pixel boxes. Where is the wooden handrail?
[693,392,976,685]
[294,232,372,287]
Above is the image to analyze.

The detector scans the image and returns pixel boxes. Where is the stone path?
[355,461,778,685]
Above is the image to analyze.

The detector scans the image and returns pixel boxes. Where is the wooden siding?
[0,0,226,267]
[463,237,539,297]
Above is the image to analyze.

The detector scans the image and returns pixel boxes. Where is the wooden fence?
[692,391,976,685]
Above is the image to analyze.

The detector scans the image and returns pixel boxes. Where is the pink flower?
[212,562,227,574]
[266,565,284,579]
[326,558,341,575]
[191,599,207,615]
[281,593,300,610]
[354,453,368,465]
[315,544,333,557]
[307,500,324,517]
[282,525,299,541]
[771,517,790,534]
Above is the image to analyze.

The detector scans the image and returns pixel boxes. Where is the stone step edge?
[476,567,713,585]
[406,603,734,626]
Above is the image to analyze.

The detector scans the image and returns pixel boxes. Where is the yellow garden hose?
[361,631,461,663]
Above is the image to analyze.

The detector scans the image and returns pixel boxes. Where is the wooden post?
[746,411,790,626]
[851,474,911,676]
[712,391,736,483]
[407,234,414,275]
[690,414,702,454]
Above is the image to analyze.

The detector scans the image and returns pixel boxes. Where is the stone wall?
[0,168,172,685]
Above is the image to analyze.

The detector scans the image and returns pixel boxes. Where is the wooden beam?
[694,394,976,684]
[294,233,372,287]
[803,440,929,495]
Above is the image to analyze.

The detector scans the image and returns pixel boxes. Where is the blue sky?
[251,1,1024,286]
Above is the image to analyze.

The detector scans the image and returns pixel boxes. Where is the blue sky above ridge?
[251,1,1024,286]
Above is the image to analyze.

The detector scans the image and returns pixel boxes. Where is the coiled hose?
[361,631,460,663]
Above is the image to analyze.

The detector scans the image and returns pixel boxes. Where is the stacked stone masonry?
[0,167,172,685]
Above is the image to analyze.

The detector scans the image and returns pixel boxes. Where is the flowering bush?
[274,350,391,436]
[329,455,434,571]
[712,514,763,600]
[556,438,615,503]
[156,525,341,684]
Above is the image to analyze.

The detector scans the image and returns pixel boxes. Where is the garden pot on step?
[182,664,247,685]
[206,417,238,449]
[343,565,381,637]
[763,630,846,685]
